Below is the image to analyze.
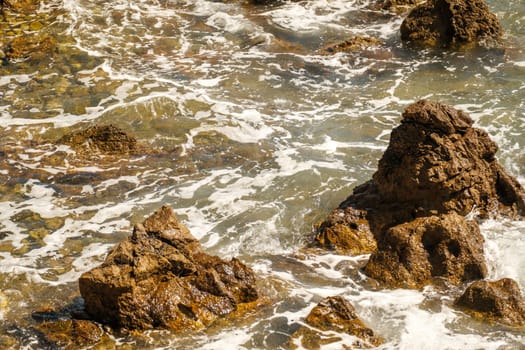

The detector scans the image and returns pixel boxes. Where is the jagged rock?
[57,124,151,158]
[363,212,486,288]
[79,206,258,331]
[400,0,502,48]
[289,296,383,349]
[316,100,525,254]
[455,278,525,327]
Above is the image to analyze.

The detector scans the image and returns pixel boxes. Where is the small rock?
[455,278,525,327]
[289,296,383,349]
[57,124,150,157]
[34,319,105,350]
[320,37,383,55]
[313,207,377,255]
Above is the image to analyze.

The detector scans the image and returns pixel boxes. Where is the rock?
[455,278,525,327]
[1,0,40,13]
[79,206,258,331]
[373,0,420,12]
[316,100,525,254]
[57,124,151,158]
[4,34,56,62]
[320,37,383,55]
[34,320,105,350]
[400,0,503,48]
[372,100,525,219]
[363,212,487,289]
[314,207,376,255]
[289,296,383,349]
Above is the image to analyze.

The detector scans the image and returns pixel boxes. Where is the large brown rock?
[364,212,487,288]
[316,100,525,254]
[400,0,502,48]
[79,206,258,330]
[455,278,525,327]
[290,296,383,349]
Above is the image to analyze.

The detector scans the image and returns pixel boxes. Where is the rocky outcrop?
[79,206,258,330]
[364,212,486,288]
[290,296,383,349]
[455,278,525,327]
[57,124,151,158]
[316,100,525,254]
[315,100,525,288]
[400,0,502,48]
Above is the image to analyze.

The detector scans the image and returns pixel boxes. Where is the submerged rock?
[455,278,525,327]
[316,100,525,256]
[320,37,383,55]
[290,296,383,349]
[400,0,502,48]
[34,320,106,350]
[57,124,151,158]
[364,212,486,289]
[79,206,258,331]
[1,0,40,14]
[4,34,56,62]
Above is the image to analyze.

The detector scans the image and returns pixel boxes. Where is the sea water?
[0,0,524,348]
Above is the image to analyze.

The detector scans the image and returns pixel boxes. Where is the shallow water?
[1,0,525,348]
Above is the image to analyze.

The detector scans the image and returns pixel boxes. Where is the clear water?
[1,0,525,348]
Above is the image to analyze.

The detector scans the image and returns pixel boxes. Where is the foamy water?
[1,0,525,348]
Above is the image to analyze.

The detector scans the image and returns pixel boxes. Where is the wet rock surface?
[316,100,525,289]
[320,37,383,55]
[33,319,106,350]
[316,100,525,256]
[455,278,525,327]
[364,212,486,288]
[400,0,503,48]
[314,207,377,255]
[57,124,152,158]
[290,296,383,349]
[79,206,259,331]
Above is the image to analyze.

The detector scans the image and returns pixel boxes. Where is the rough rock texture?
[290,296,383,349]
[363,212,487,288]
[34,320,106,350]
[455,278,525,327]
[314,207,377,255]
[58,124,150,157]
[400,0,503,48]
[316,100,525,255]
[373,0,420,12]
[79,206,258,330]
[320,37,383,55]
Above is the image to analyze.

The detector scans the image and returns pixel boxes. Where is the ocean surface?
[1,0,525,348]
